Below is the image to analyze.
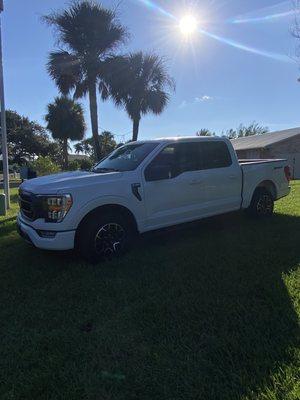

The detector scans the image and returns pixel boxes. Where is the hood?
[20,170,123,194]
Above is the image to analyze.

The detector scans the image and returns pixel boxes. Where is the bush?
[67,158,94,171]
[9,164,20,173]
[78,158,94,171]
[67,160,81,171]
[29,156,60,176]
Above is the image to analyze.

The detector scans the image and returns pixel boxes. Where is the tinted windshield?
[93,142,159,173]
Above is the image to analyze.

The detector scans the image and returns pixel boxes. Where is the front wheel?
[77,211,133,263]
[247,188,274,218]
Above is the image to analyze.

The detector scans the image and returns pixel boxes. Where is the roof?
[68,154,89,161]
[138,136,227,144]
[155,136,219,141]
[232,127,300,151]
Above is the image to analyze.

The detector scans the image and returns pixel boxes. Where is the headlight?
[40,194,73,223]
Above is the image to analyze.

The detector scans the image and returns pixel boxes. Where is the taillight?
[284,166,291,182]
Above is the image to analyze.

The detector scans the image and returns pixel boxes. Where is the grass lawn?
[0,183,299,400]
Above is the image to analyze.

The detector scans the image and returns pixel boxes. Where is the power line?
[98,125,132,142]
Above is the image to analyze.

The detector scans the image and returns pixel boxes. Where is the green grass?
[0,187,19,223]
[0,183,299,400]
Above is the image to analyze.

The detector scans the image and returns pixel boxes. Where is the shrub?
[29,156,60,176]
[78,158,94,171]
[67,158,94,171]
[67,160,81,171]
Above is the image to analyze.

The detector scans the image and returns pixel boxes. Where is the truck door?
[142,142,207,229]
[199,141,242,214]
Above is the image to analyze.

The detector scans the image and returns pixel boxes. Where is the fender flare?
[72,195,141,231]
[246,180,278,207]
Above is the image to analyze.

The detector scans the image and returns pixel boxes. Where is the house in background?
[231,127,300,179]
[68,154,90,163]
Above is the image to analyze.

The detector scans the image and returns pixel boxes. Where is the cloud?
[178,100,188,109]
[178,95,214,109]
[195,95,214,102]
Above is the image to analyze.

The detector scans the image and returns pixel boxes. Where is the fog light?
[37,230,57,238]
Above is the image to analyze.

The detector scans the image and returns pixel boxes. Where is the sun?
[179,15,198,36]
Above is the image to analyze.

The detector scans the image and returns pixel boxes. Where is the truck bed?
[238,158,289,208]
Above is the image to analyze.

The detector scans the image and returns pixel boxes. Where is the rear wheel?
[77,211,134,263]
[247,188,274,218]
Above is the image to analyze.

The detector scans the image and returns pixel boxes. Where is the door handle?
[229,175,237,180]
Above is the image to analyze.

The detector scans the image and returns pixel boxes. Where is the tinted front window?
[145,142,201,180]
[93,143,159,172]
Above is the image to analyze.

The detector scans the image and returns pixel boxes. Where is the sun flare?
[179,15,198,36]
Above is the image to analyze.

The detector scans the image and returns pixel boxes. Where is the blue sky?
[2,0,300,143]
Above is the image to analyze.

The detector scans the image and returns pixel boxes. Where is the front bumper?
[17,215,75,251]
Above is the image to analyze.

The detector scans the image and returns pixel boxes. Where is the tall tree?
[105,52,174,141]
[237,122,269,137]
[0,110,54,164]
[75,131,117,160]
[45,97,86,168]
[100,131,117,155]
[44,1,126,159]
[226,122,269,139]
[196,129,214,137]
[225,128,237,140]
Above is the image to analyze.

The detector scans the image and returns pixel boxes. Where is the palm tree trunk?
[132,117,140,141]
[88,81,102,160]
[63,137,68,170]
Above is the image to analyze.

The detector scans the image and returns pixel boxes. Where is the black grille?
[19,190,42,221]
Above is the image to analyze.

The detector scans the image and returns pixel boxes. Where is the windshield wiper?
[93,167,120,173]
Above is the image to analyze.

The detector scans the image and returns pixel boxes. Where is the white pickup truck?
[17,136,291,262]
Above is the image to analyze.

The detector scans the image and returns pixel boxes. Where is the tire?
[77,211,134,264]
[247,188,274,218]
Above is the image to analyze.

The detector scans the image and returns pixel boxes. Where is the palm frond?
[47,51,82,95]
[98,81,110,101]
[142,90,169,115]
[102,55,132,105]
[73,79,89,99]
[45,96,86,142]
[107,51,174,121]
[44,1,127,56]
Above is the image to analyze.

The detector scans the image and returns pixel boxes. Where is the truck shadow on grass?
[1,212,300,399]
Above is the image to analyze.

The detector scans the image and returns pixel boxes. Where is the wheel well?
[255,180,277,200]
[74,204,138,248]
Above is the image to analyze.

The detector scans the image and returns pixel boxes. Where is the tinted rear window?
[145,140,232,181]
[202,141,232,169]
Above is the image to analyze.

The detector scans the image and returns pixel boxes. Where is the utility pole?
[0,0,9,209]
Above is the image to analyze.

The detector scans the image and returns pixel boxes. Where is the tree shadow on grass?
[127,212,300,399]
[0,212,299,400]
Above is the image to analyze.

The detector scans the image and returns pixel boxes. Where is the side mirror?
[145,164,171,182]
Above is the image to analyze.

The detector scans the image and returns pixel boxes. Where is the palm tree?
[74,131,117,160]
[105,52,174,141]
[100,131,117,155]
[196,129,214,137]
[44,1,126,159]
[45,96,86,169]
